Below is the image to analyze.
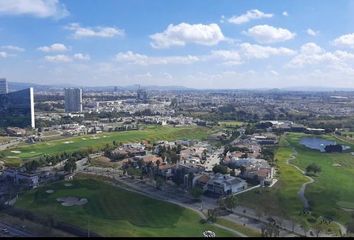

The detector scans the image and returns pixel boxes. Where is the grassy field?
[238,132,354,229]
[237,135,309,220]
[216,218,261,237]
[1,126,210,166]
[218,121,245,128]
[287,132,354,224]
[15,177,236,237]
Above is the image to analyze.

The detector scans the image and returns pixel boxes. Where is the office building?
[64,88,82,113]
[0,78,8,94]
[0,88,35,128]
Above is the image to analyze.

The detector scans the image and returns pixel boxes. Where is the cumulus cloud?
[150,23,225,48]
[288,42,354,68]
[244,24,296,43]
[38,43,68,52]
[228,9,273,25]
[307,28,319,37]
[115,51,200,65]
[73,53,90,61]
[1,45,25,52]
[240,43,296,59]
[0,0,69,19]
[45,53,90,63]
[65,23,125,39]
[209,50,242,65]
[333,33,354,48]
[0,51,8,58]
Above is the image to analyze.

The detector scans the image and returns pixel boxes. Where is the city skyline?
[1,0,354,89]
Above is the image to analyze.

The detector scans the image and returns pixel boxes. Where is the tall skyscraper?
[0,87,35,128]
[64,88,83,113]
[0,78,8,94]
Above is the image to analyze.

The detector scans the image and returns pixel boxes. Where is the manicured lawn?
[237,135,308,219]
[1,126,210,166]
[216,218,261,237]
[238,132,354,230]
[15,177,235,237]
[287,133,354,224]
[218,121,245,127]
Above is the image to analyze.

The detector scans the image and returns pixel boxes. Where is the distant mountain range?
[7,81,354,92]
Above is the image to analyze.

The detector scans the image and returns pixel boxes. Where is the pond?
[300,137,351,152]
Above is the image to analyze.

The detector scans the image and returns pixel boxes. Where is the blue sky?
[1,0,354,89]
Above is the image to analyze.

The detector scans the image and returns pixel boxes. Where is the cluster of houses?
[104,138,276,197]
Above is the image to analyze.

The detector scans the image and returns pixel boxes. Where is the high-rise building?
[0,87,35,128]
[0,78,8,94]
[64,88,82,113]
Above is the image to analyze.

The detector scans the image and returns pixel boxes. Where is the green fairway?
[218,121,245,127]
[237,135,309,219]
[15,177,235,237]
[1,126,210,166]
[238,132,354,229]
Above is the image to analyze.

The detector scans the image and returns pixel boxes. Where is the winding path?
[286,145,347,236]
[286,148,314,210]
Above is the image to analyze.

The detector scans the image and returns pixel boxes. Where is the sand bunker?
[64,183,73,187]
[46,189,54,194]
[57,197,88,206]
[332,163,341,167]
[11,150,21,154]
[7,156,19,159]
[91,137,100,140]
[64,141,74,144]
[81,138,87,140]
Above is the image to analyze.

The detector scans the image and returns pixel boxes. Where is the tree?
[24,160,40,173]
[299,219,310,237]
[207,208,217,223]
[190,187,203,200]
[64,159,77,173]
[306,163,321,174]
[212,164,228,174]
[224,195,238,212]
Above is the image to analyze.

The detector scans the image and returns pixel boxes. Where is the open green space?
[218,121,245,127]
[238,132,354,230]
[15,177,235,237]
[216,218,261,237]
[1,126,210,166]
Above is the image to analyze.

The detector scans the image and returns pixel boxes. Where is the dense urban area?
[1,79,354,237]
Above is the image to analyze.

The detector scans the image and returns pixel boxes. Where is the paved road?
[0,221,35,237]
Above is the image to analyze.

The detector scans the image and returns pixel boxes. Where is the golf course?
[15,177,236,237]
[1,125,211,167]
[238,132,354,231]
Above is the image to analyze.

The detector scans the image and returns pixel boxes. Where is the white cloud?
[282,11,289,16]
[307,28,319,37]
[65,23,125,39]
[45,53,91,63]
[0,51,8,58]
[38,43,68,52]
[115,51,200,65]
[288,42,354,68]
[228,9,273,25]
[1,45,25,52]
[150,22,225,48]
[244,24,296,43]
[0,0,69,19]
[333,33,354,48]
[270,70,279,76]
[45,54,72,63]
[209,50,242,65]
[240,43,296,59]
[73,53,90,61]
